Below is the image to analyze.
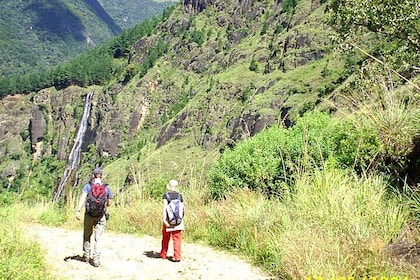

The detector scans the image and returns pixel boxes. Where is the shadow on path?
[143,251,161,259]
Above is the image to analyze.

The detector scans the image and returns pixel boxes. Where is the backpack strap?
[164,192,171,202]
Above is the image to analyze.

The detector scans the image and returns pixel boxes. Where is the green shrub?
[207,111,344,198]
[146,176,171,199]
[207,124,290,198]
[0,191,17,206]
[333,119,383,172]
[206,110,403,199]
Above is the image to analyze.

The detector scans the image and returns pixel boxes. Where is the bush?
[207,109,402,199]
[146,176,171,199]
[207,125,290,198]
[207,111,343,198]
[333,119,383,172]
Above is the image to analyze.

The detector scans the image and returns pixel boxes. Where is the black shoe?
[168,256,181,262]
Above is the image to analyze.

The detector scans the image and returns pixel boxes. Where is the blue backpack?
[165,192,184,226]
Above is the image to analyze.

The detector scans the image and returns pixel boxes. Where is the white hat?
[166,179,179,191]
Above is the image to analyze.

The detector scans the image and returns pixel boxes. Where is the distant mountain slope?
[0,0,176,78]
[97,0,177,30]
[84,0,122,35]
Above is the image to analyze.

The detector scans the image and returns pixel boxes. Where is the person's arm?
[106,186,113,207]
[162,198,169,227]
[75,192,87,220]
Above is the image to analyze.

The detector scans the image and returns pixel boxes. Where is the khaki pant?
[83,213,106,261]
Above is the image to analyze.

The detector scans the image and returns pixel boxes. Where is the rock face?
[30,106,47,161]
[183,0,214,13]
[0,94,33,180]
[30,106,47,144]
[0,85,140,187]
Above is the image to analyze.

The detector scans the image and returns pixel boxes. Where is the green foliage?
[333,119,382,172]
[0,217,52,280]
[207,122,291,199]
[249,56,258,72]
[0,0,175,79]
[189,29,206,46]
[0,11,171,95]
[207,110,404,199]
[0,191,17,206]
[335,66,420,178]
[328,0,420,76]
[146,176,171,199]
[282,110,339,170]
[260,21,269,35]
[5,156,66,201]
[241,85,252,103]
[282,0,300,16]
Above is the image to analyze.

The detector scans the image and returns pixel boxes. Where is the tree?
[328,0,420,76]
[330,0,419,49]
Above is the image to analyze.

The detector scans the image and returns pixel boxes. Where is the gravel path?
[25,224,272,280]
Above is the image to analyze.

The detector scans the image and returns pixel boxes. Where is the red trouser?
[160,223,182,260]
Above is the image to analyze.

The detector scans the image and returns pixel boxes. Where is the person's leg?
[92,215,106,266]
[172,230,182,261]
[83,214,95,260]
[160,223,170,259]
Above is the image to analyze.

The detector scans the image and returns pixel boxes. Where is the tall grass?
[279,168,410,278]
[185,167,418,278]
[0,205,55,280]
[333,66,420,175]
[3,168,419,279]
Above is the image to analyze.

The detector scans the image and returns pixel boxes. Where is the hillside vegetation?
[1,0,420,278]
[0,0,175,78]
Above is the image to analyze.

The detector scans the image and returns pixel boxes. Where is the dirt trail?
[25,224,272,280]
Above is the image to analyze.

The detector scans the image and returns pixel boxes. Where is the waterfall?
[53,92,93,202]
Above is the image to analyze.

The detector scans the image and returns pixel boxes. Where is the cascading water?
[53,92,93,202]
